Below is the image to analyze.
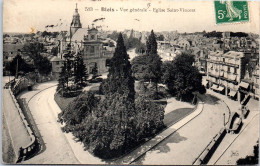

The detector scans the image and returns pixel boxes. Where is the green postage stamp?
[214,1,249,24]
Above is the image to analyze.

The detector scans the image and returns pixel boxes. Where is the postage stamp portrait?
[214,1,249,24]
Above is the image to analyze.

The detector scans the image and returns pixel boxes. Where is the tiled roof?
[71,28,89,42]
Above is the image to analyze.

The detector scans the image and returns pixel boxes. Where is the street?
[19,82,79,164]
[13,81,259,165]
[133,93,230,165]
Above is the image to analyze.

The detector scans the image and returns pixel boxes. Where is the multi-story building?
[82,27,114,74]
[56,3,115,76]
[206,51,245,101]
[252,63,259,99]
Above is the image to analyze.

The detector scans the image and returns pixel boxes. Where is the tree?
[132,30,162,99]
[135,95,165,142]
[70,33,137,158]
[157,34,164,41]
[146,30,157,55]
[34,56,52,75]
[163,53,203,101]
[57,62,69,94]
[101,33,135,100]
[22,42,44,60]
[22,41,52,75]
[74,53,88,86]
[91,63,98,79]
[132,54,162,99]
[57,48,74,95]
[58,92,99,132]
[9,55,34,76]
[51,46,59,56]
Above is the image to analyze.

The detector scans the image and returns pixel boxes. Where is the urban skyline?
[3,0,260,34]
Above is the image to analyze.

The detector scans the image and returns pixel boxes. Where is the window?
[234,67,237,74]
[90,46,95,53]
[91,35,95,40]
[228,66,230,72]
[56,61,59,65]
[223,58,225,62]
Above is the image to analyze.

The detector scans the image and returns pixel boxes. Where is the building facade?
[206,51,245,101]
[82,27,113,74]
[56,4,115,76]
[50,56,65,79]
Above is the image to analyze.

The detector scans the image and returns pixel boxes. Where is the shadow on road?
[200,93,221,105]
[133,131,187,164]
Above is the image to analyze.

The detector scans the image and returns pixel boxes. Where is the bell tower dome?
[70,3,82,37]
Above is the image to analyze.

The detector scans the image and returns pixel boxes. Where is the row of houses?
[205,50,259,101]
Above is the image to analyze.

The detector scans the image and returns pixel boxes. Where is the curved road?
[133,93,229,165]
[21,85,79,164]
[19,82,230,164]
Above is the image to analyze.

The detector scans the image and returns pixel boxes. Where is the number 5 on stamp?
[214,1,249,24]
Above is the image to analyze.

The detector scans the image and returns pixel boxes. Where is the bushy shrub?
[135,95,165,142]
[58,92,99,133]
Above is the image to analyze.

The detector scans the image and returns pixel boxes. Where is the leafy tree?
[135,42,146,54]
[34,56,52,75]
[22,41,52,75]
[132,54,162,99]
[74,53,88,85]
[101,33,135,100]
[146,30,157,55]
[91,63,98,79]
[70,34,137,158]
[163,53,203,101]
[58,92,99,132]
[132,30,162,99]
[107,31,119,41]
[203,31,222,38]
[135,95,165,141]
[51,46,59,56]
[9,55,34,76]
[22,42,44,60]
[57,48,74,94]
[157,34,164,41]
[57,62,69,94]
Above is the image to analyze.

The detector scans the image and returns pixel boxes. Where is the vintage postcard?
[2,0,259,165]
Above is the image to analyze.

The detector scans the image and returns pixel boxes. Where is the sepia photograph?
[2,0,260,165]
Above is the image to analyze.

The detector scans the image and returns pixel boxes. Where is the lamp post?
[223,113,225,126]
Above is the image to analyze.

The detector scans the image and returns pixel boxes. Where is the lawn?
[54,93,76,111]
[164,108,194,127]
[163,97,195,127]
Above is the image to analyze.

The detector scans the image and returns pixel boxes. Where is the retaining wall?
[8,88,38,162]
[193,127,227,165]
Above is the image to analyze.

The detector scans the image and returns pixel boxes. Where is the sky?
[3,0,260,34]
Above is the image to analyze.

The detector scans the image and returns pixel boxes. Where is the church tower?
[70,3,82,37]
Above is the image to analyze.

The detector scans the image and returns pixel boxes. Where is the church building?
[57,4,115,75]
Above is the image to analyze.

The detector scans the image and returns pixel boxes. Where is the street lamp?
[223,113,225,126]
